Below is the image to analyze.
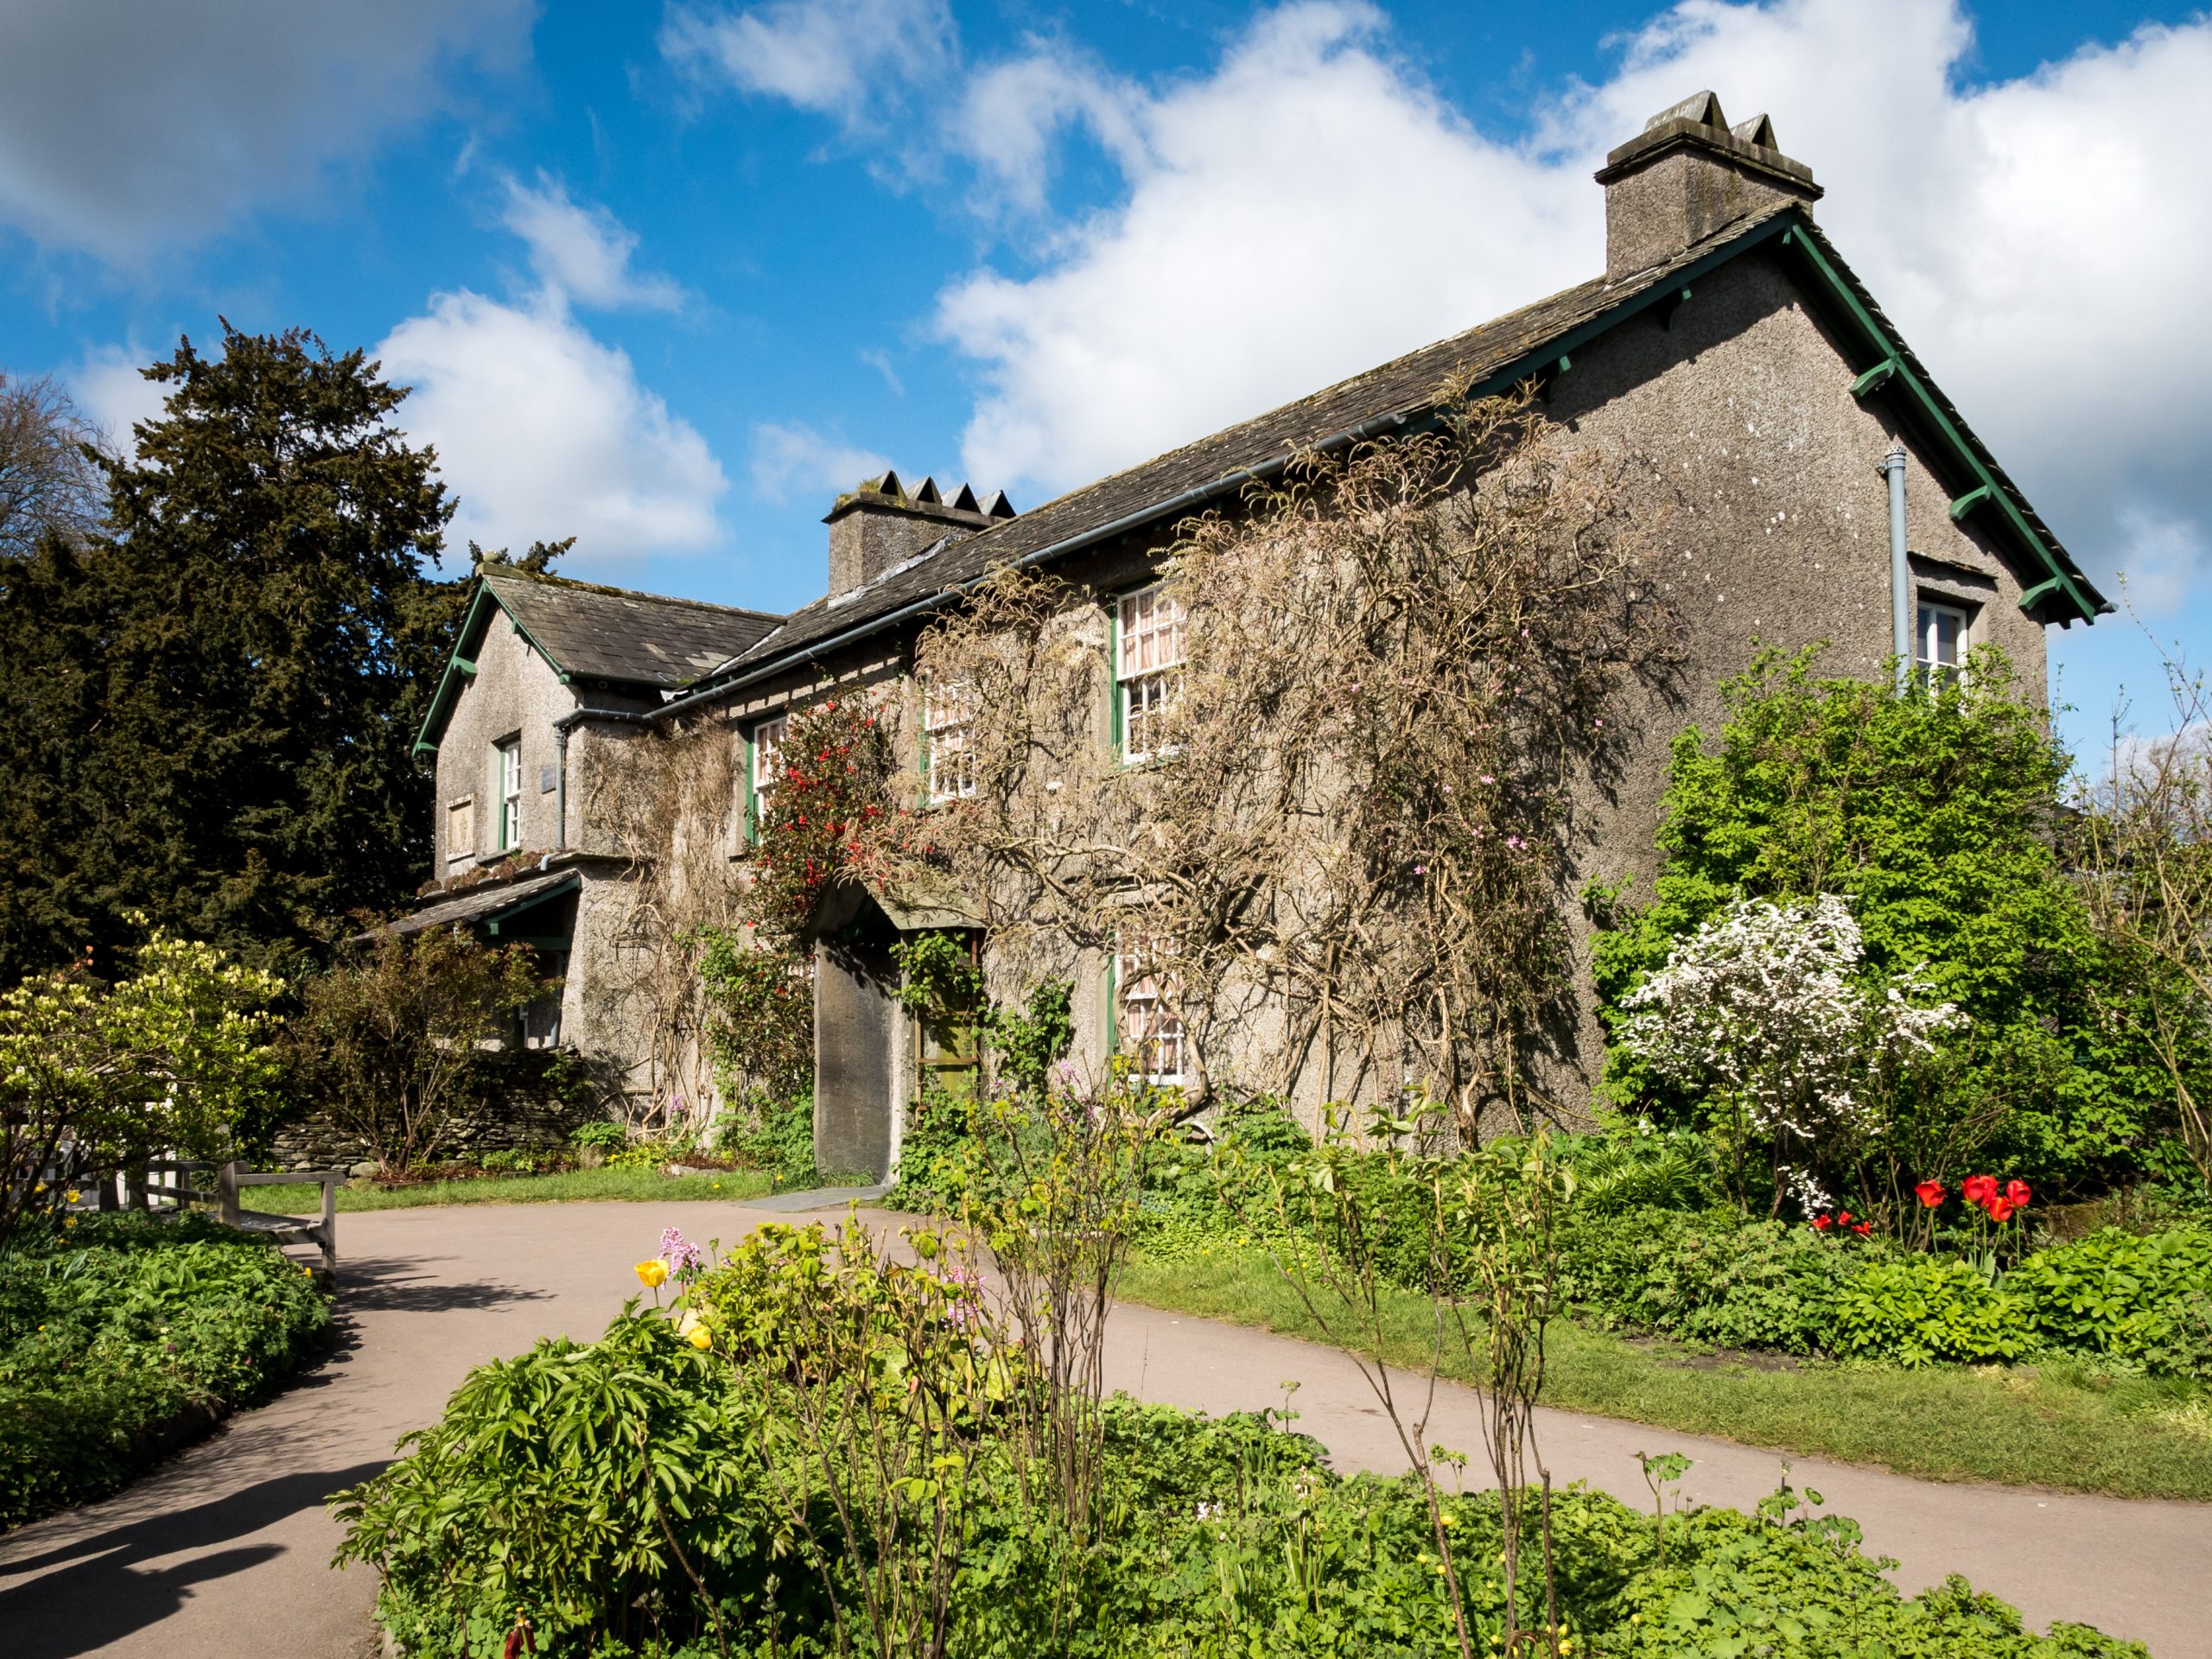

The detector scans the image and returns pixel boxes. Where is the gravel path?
[2,1198,2202,1657]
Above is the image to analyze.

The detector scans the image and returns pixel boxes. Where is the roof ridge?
[479,564,785,622]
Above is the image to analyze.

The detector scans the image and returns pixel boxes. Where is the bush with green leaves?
[1,1213,329,1527]
[334,1284,2146,1658]
[2007,1226,2212,1377]
[1558,1207,1857,1355]
[1590,648,2196,1195]
[0,931,282,1242]
[1833,1257,2023,1367]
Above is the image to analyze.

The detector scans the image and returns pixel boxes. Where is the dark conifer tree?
[0,326,474,979]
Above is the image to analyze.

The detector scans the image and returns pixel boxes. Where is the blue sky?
[2,0,2205,763]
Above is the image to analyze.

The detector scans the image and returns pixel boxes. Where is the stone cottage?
[405,94,2107,1176]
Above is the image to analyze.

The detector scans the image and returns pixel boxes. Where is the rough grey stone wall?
[266,1085,595,1171]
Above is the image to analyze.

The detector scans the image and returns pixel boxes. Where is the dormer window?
[1115,583,1186,764]
[496,738,522,851]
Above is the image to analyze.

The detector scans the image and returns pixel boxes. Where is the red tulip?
[1915,1180,1946,1209]
[1962,1174,1999,1209]
[1811,1213,1834,1232]
[1851,1220,1872,1236]
[1986,1196,2016,1224]
[2004,1179,2031,1209]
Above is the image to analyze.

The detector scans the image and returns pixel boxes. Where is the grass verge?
[1117,1245,2212,1503]
[249,1163,779,1213]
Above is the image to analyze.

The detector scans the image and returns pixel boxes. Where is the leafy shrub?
[1558,1208,1857,1354]
[336,1292,2146,1658]
[569,1120,626,1154]
[1552,1127,1719,1215]
[334,1307,778,1657]
[0,1213,329,1526]
[2,932,281,1241]
[1833,1257,2023,1366]
[2008,1227,2212,1377]
[712,1091,817,1185]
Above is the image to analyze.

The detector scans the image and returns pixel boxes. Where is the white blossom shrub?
[1617,894,1962,1214]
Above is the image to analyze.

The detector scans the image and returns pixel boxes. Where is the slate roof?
[688,200,2101,697]
[382,870,579,938]
[481,569,782,687]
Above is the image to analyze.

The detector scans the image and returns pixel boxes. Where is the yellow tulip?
[635,1259,670,1288]
[688,1326,712,1350]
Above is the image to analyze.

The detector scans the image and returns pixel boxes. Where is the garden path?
[0,1198,2202,1659]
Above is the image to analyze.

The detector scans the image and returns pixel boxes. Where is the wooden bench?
[125,1159,346,1277]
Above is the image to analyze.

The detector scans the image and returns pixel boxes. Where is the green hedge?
[0,1213,331,1528]
[337,1298,2145,1658]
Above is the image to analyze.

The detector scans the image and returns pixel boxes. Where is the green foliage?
[743,696,898,932]
[0,1213,329,1527]
[712,1092,818,1187]
[2007,1227,2212,1377]
[1833,1258,2023,1367]
[333,1306,777,1659]
[337,1300,2147,1657]
[1558,1209,1855,1356]
[569,1120,628,1154]
[988,978,1075,1095]
[0,326,469,982]
[285,925,544,1171]
[0,931,282,1240]
[1591,648,2182,1191]
[696,926,812,1106]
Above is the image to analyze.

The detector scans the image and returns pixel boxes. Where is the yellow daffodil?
[635,1259,669,1288]
[66,1190,81,1204]
[63,1217,77,1228]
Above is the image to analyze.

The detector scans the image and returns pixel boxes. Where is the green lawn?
[1118,1246,2212,1503]
[250,1163,779,1213]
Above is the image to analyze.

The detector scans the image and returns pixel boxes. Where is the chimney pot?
[1594,92,1820,282]
[823,472,1014,594]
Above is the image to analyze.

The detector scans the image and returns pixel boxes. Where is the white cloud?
[0,0,531,258]
[924,0,2212,612]
[70,343,170,456]
[660,0,956,128]
[500,175,687,313]
[373,183,728,569]
[379,290,728,565]
[749,422,893,505]
[937,3,1588,497]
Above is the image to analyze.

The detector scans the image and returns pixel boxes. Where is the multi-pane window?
[497,739,522,851]
[1916,601,1970,680]
[446,798,475,861]
[923,680,977,804]
[1116,583,1186,763]
[1116,937,1185,1085]
[750,715,788,830]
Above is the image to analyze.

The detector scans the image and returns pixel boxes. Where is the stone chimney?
[823,471,1015,596]
[1594,92,1821,283]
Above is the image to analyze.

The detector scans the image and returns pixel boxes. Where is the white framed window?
[446,798,475,862]
[1916,600,1971,679]
[496,739,522,851]
[1115,936,1185,1086]
[750,715,788,828]
[923,680,977,804]
[1116,583,1186,763]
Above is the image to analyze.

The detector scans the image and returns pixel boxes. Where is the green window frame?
[496,737,522,852]
[743,714,787,843]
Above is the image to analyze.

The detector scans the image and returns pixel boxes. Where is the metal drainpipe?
[1884,444,1910,692]
[553,725,569,850]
